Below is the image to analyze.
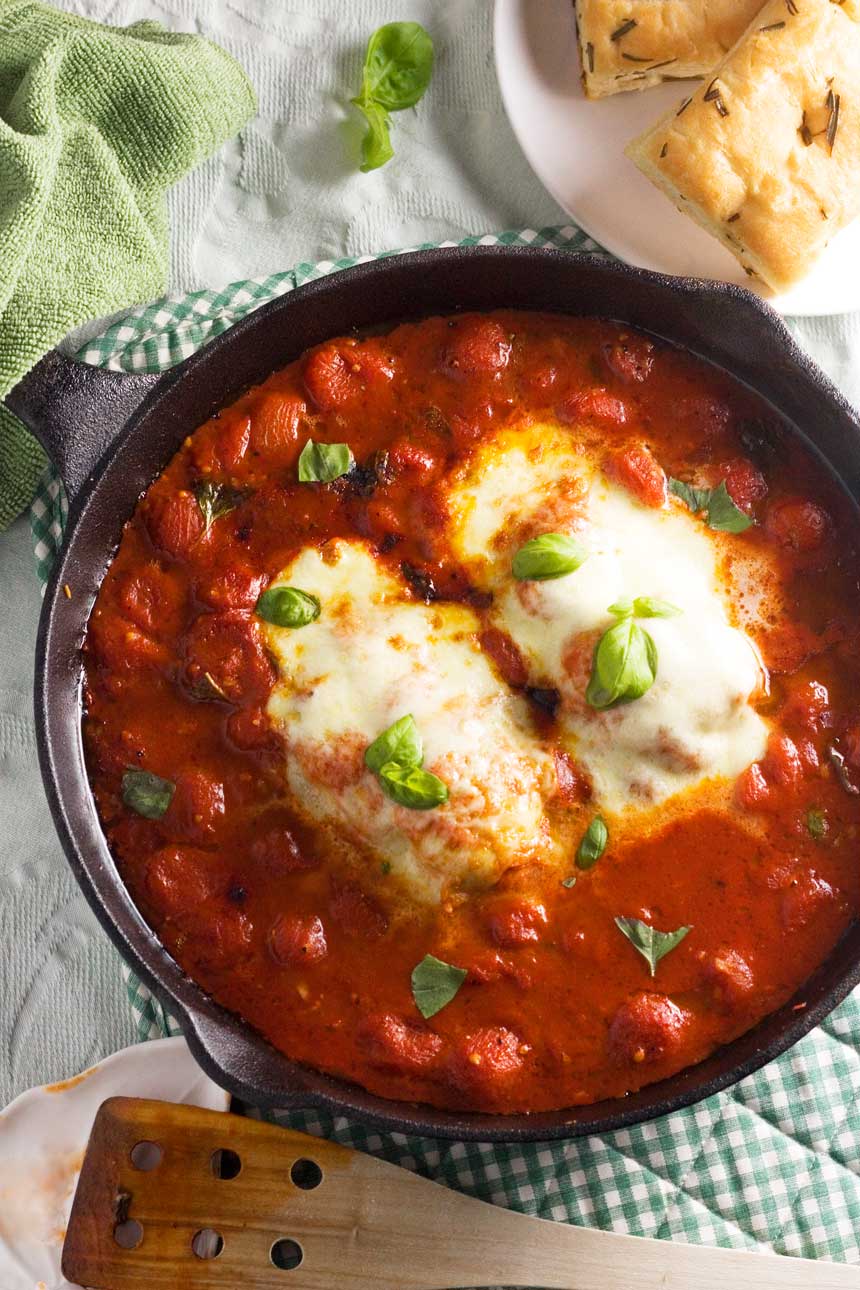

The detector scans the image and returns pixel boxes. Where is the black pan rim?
[33,244,860,1141]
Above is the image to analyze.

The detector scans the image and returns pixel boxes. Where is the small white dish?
[494,0,860,316]
[0,1037,229,1290]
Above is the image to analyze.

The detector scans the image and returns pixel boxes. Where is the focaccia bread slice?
[576,0,765,98]
[625,0,860,292]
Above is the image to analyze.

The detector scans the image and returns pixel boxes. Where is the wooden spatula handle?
[63,1099,857,1289]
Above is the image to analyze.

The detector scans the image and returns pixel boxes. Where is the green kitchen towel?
[0,1,256,529]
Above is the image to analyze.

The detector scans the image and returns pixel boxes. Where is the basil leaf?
[615,917,691,976]
[195,480,244,533]
[297,439,354,483]
[255,586,321,628]
[669,477,710,514]
[670,476,752,534]
[586,618,658,709]
[608,598,633,619]
[377,761,449,810]
[353,96,393,172]
[576,816,608,870]
[352,22,434,171]
[631,596,682,619]
[609,597,681,621]
[365,714,423,775]
[512,533,588,581]
[122,769,175,820]
[411,953,466,1019]
[806,807,829,840]
[705,480,753,533]
[360,21,434,110]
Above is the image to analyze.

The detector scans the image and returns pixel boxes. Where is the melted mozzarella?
[264,540,554,905]
[450,424,768,812]
[449,423,586,579]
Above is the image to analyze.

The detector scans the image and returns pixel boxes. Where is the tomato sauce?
[83,312,860,1113]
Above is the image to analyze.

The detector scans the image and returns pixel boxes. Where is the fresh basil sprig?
[378,762,449,810]
[365,713,423,773]
[255,586,321,628]
[195,480,245,533]
[512,532,588,582]
[298,439,353,483]
[352,22,435,172]
[615,917,691,976]
[670,477,752,534]
[122,769,175,820]
[365,714,449,810]
[607,596,682,620]
[586,597,679,710]
[576,816,608,870]
[411,953,466,1019]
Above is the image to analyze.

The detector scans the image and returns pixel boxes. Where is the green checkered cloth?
[30,228,860,1265]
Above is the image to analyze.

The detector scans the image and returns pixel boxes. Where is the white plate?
[0,1037,229,1290]
[494,0,860,316]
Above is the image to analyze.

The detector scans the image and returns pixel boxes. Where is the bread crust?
[576,0,764,98]
[625,0,860,291]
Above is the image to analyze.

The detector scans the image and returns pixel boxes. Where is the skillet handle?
[4,349,161,502]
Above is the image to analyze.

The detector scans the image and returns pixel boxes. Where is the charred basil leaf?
[512,533,588,581]
[364,714,423,775]
[349,449,391,498]
[586,616,658,709]
[401,562,437,603]
[352,22,434,172]
[828,744,860,796]
[739,416,782,466]
[377,761,449,810]
[195,480,245,533]
[576,816,608,870]
[525,686,561,717]
[670,477,752,534]
[122,769,175,820]
[615,917,691,976]
[297,439,353,483]
[189,670,228,702]
[255,586,321,628]
[411,953,466,1018]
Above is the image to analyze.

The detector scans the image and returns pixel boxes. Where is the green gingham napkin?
[30,229,860,1265]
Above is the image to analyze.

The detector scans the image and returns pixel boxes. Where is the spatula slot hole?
[130,1140,163,1172]
[210,1147,242,1179]
[290,1157,322,1190]
[271,1238,303,1270]
[114,1218,143,1249]
[192,1228,224,1259]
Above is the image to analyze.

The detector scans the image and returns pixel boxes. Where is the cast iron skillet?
[9,246,860,1141]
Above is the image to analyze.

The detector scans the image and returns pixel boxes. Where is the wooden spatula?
[63,1097,857,1289]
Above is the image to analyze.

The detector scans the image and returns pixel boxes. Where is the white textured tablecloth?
[1,0,859,1108]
